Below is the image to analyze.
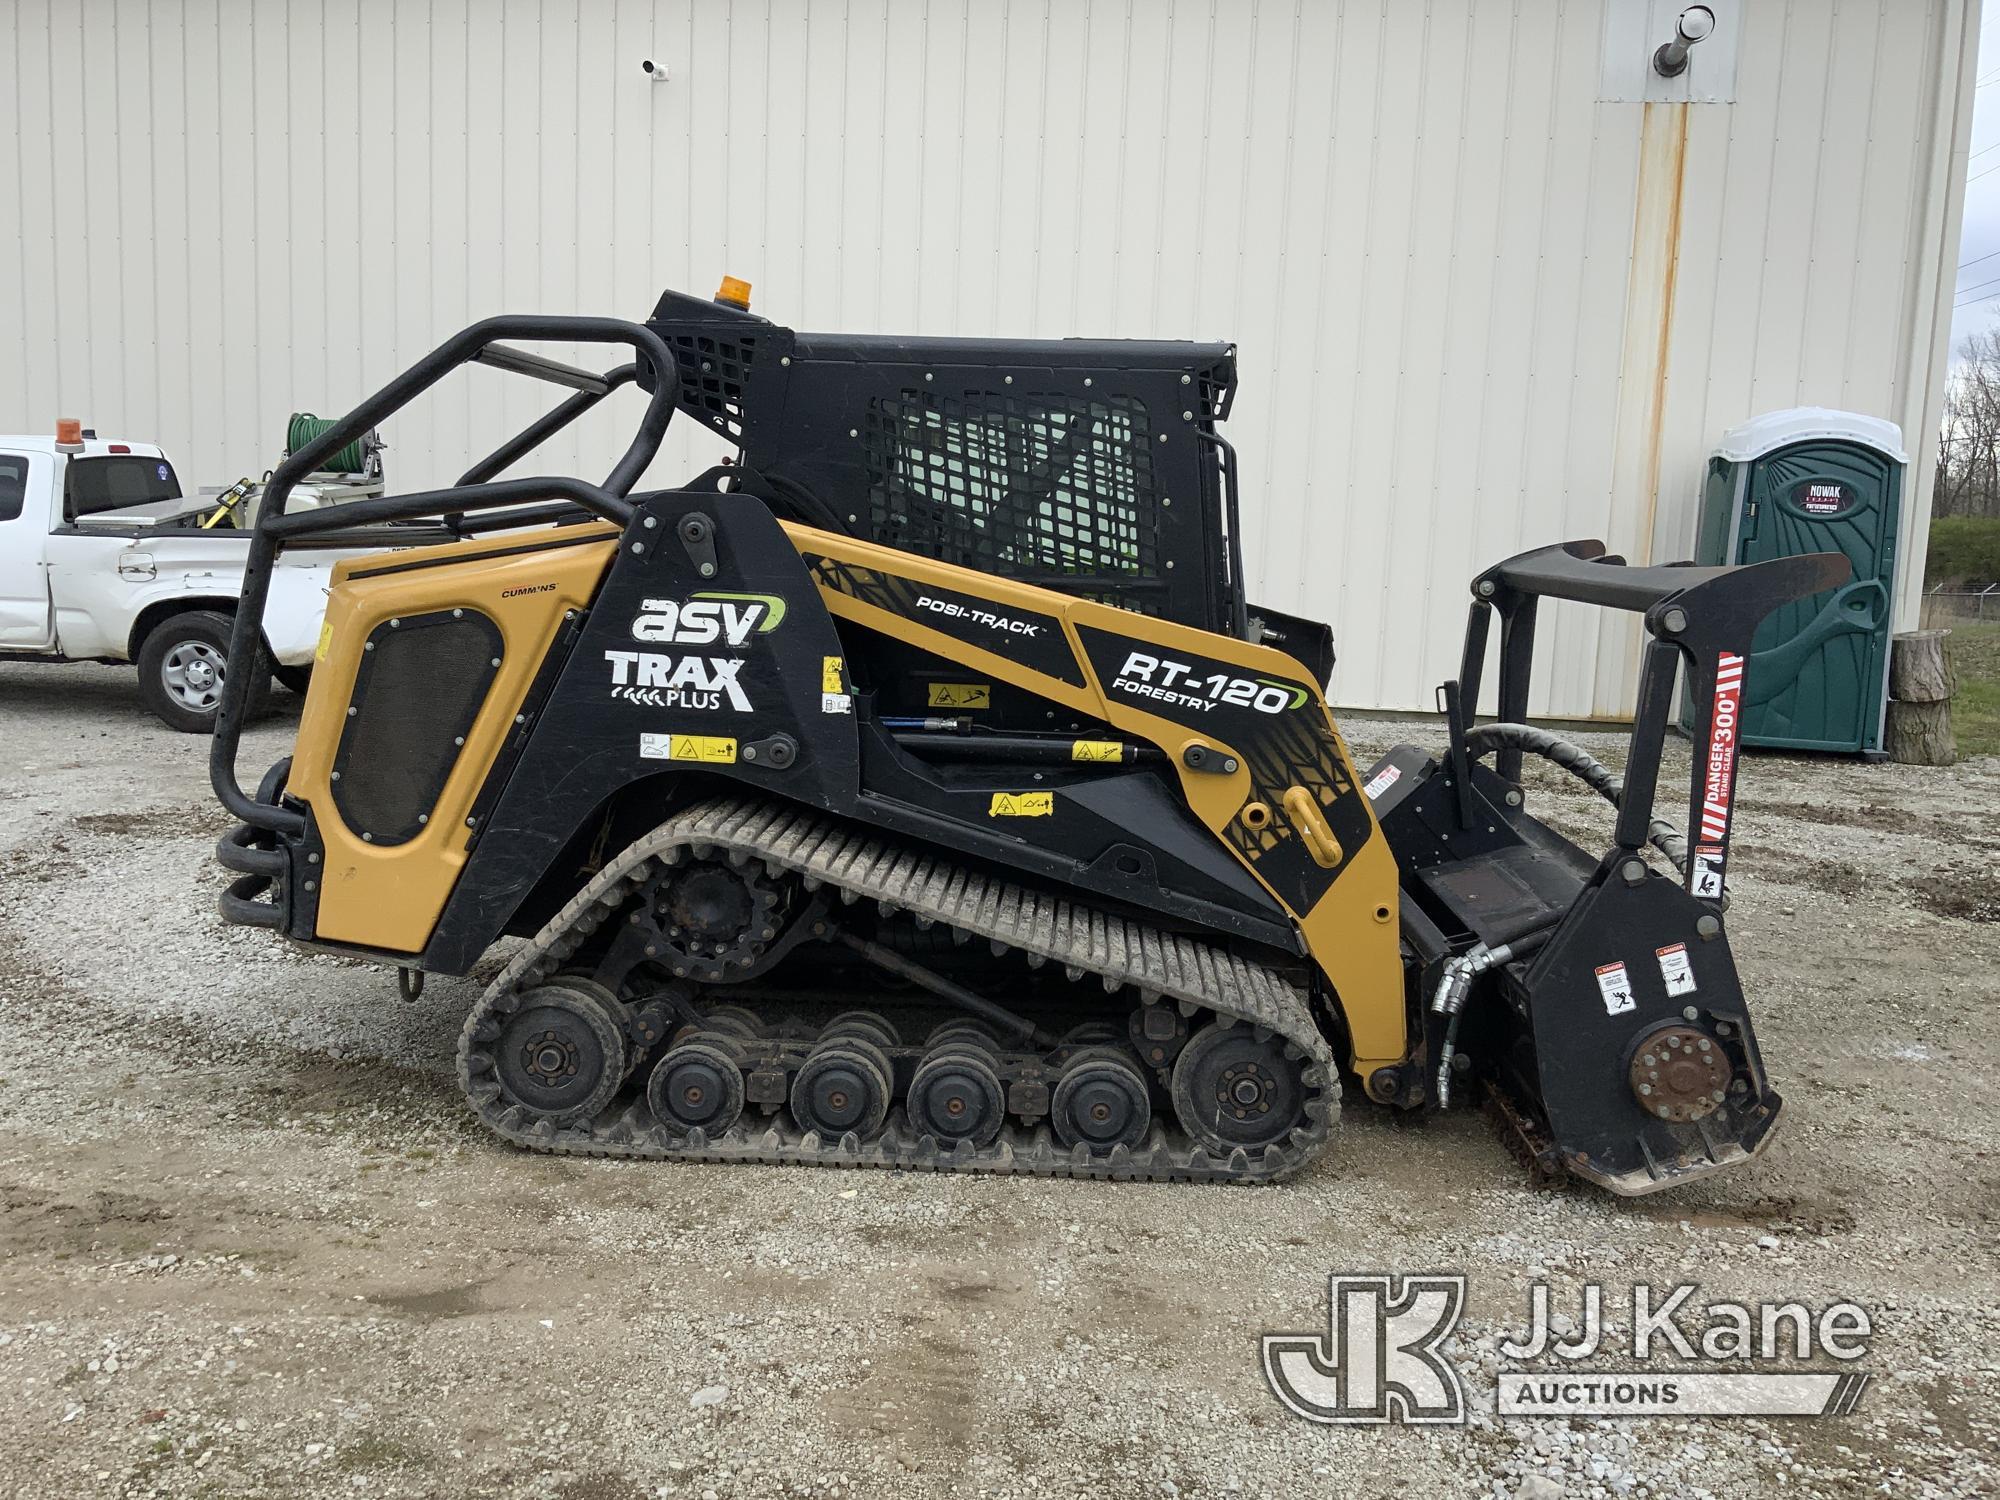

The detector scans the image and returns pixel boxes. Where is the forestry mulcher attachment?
[212,287,1846,1194]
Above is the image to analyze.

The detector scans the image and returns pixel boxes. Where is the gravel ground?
[1,660,1996,1500]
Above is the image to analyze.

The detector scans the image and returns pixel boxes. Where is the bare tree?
[1935,328,2000,520]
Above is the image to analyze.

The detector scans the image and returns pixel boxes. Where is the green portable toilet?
[1684,408,1906,757]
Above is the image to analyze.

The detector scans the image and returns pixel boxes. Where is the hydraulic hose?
[1461,722,1689,875]
[1430,925,1557,1106]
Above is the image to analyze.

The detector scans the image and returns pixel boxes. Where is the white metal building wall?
[0,0,1977,716]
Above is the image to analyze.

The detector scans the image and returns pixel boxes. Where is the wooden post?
[1886,629,1956,766]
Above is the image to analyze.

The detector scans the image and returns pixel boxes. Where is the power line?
[1952,278,2000,310]
[1968,158,2000,188]
[1962,247,2000,275]
[1954,266,2000,301]
[1957,276,2000,304]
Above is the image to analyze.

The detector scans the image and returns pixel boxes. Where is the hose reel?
[286,412,385,478]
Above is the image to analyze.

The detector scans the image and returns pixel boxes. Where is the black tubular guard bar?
[456,362,641,489]
[1194,429,1252,641]
[211,315,679,836]
[1457,538,1851,903]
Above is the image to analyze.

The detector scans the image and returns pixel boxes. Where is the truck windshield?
[66,455,182,519]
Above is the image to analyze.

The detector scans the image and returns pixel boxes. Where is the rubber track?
[457,796,1340,1183]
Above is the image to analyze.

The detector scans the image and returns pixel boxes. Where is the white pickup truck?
[0,429,348,731]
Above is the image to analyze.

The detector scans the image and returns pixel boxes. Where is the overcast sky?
[1952,7,2000,349]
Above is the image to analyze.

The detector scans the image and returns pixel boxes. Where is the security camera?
[642,58,668,83]
[1653,6,1716,78]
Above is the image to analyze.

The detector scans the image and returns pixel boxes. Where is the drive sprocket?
[645,857,791,980]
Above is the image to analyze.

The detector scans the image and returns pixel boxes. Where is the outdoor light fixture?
[1653,6,1717,78]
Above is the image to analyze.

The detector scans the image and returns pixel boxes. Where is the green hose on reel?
[286,412,370,475]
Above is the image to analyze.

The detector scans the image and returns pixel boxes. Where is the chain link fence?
[1921,585,2000,629]
[1917,587,2000,757]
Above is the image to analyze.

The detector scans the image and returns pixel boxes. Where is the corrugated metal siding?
[0,0,1973,715]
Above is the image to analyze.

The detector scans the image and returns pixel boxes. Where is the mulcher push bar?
[209,315,680,838]
[1457,539,1850,902]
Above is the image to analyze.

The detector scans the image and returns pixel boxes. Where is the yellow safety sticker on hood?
[989,792,1053,818]
[929,682,992,709]
[822,655,844,693]
[1071,740,1123,762]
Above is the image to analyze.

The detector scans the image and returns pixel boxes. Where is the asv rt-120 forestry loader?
[212,286,1846,1194]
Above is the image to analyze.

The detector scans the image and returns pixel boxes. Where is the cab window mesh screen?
[862,391,1164,609]
[332,614,501,845]
[667,332,758,440]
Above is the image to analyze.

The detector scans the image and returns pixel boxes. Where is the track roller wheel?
[670,1003,762,1048]
[549,974,643,1077]
[790,1038,892,1141]
[700,1004,763,1037]
[1059,1021,1124,1048]
[926,1019,1002,1053]
[492,985,628,1124]
[907,1043,1006,1149]
[1051,1046,1152,1153]
[818,1010,901,1049]
[1171,1021,1308,1157]
[550,973,621,1009]
[647,1037,747,1141]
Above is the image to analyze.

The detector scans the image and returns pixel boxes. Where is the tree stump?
[1888,628,1956,702]
[1886,629,1955,766]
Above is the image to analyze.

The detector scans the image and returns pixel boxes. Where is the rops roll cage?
[211,315,681,839]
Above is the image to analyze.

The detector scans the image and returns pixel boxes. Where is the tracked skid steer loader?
[213,288,1846,1194]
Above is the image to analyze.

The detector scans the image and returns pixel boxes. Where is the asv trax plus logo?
[605,593,782,712]
[631,593,783,647]
[1262,1274,1467,1424]
[605,651,752,711]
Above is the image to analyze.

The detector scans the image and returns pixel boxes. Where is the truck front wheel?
[136,610,271,734]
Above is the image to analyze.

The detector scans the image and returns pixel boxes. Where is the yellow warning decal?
[988,791,1054,818]
[673,734,737,763]
[315,621,333,662]
[1071,740,1123,763]
[643,733,737,764]
[822,655,844,694]
[929,682,992,709]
